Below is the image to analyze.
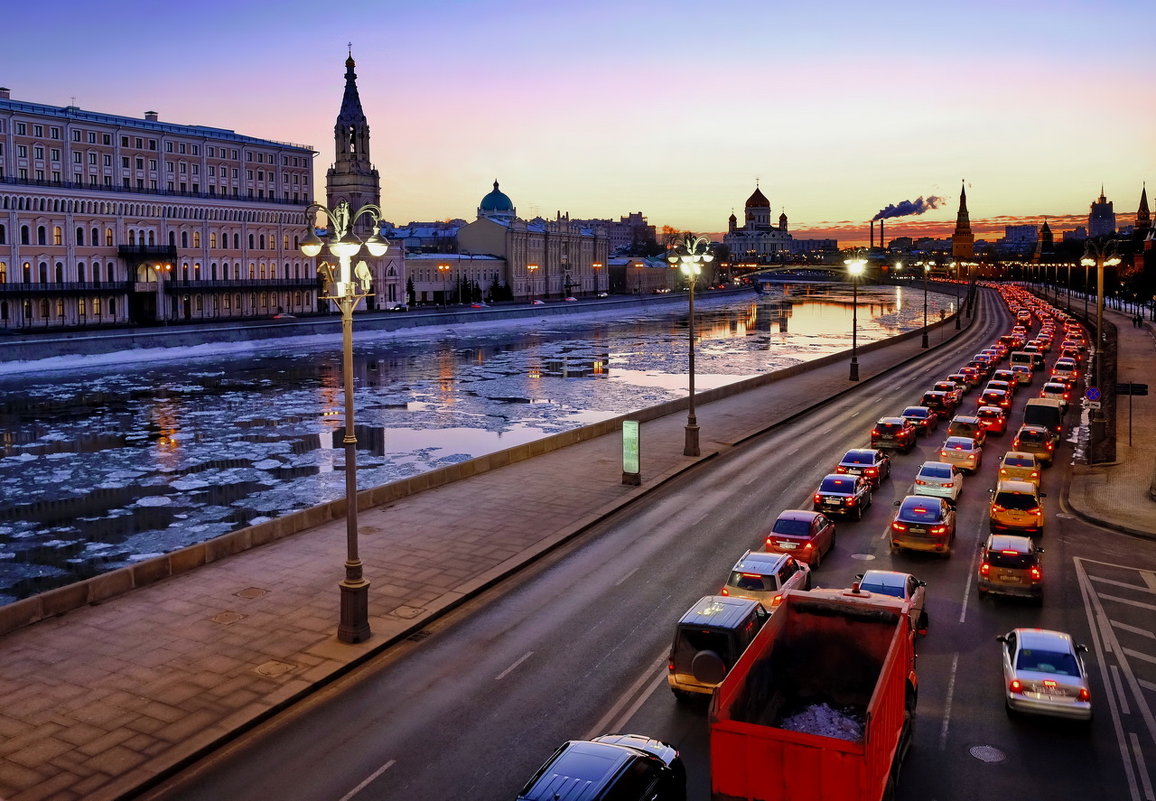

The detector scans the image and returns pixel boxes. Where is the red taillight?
[915,479,928,485]
[930,525,946,535]
[980,562,991,576]
[1000,549,1019,555]
[765,537,774,549]
[1027,507,1041,516]
[771,594,784,608]
[814,493,822,503]
[1009,679,1024,693]
[991,504,1005,514]
[891,521,908,532]
[940,450,949,458]
[836,465,848,473]
[845,497,855,506]
[803,542,813,551]
[1031,471,1039,478]
[720,587,730,596]
[1030,566,1042,582]
[865,467,878,475]
[1078,688,1091,702]
[871,428,881,436]
[668,660,675,672]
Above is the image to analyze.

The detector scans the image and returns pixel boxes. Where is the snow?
[780,702,865,741]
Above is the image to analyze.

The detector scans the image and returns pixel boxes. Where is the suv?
[517,734,687,801]
[667,595,768,700]
[921,390,952,418]
[989,479,1046,535]
[720,550,811,609]
[998,451,1041,487]
[978,534,1044,602]
[947,415,987,447]
[871,417,917,452]
[1012,424,1056,466]
[933,380,964,407]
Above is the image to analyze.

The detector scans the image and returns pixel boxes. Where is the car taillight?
[765,537,774,548]
[940,450,949,458]
[980,562,991,576]
[991,504,1005,514]
[1078,688,1091,702]
[1030,566,1042,582]
[668,659,675,672]
[915,479,928,485]
[1009,679,1024,693]
[845,497,855,506]
[803,542,813,551]
[871,428,881,436]
[814,493,822,503]
[892,522,908,532]
[836,466,848,473]
[999,469,1008,476]
[930,525,946,535]
[1027,507,1041,516]
[771,594,784,608]
[865,467,878,475]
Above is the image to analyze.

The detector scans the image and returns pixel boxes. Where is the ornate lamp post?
[437,262,451,309]
[666,235,713,456]
[845,256,867,381]
[526,263,539,303]
[300,199,388,644]
[920,261,930,348]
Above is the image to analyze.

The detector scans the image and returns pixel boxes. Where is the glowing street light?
[845,257,867,381]
[666,235,714,456]
[1081,238,1122,400]
[526,263,539,303]
[300,199,388,644]
[437,262,451,309]
[592,261,604,296]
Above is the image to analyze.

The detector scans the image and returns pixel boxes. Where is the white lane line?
[614,567,640,587]
[1111,665,1132,716]
[1142,571,1156,592]
[939,653,959,751]
[1101,594,1156,613]
[1092,574,1156,594]
[958,567,975,624]
[586,652,668,739]
[821,427,833,435]
[788,447,801,456]
[850,411,860,417]
[337,759,396,801]
[495,651,534,681]
[1140,678,1156,693]
[1123,648,1156,667]
[1130,733,1156,801]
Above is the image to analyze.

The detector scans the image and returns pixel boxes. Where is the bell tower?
[952,181,974,259]
[326,48,381,231]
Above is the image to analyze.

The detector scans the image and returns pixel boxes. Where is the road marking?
[1140,678,1156,694]
[586,652,668,739]
[821,427,833,435]
[939,653,959,751]
[1093,574,1156,594]
[1130,732,1156,801]
[850,411,860,417]
[1142,571,1156,592]
[495,651,534,681]
[788,447,801,456]
[614,567,639,587]
[1101,594,1156,613]
[1123,648,1156,667]
[337,759,396,801]
[1111,665,1132,716]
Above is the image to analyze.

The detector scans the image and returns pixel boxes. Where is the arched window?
[248,233,254,249]
[195,296,203,312]
[148,230,155,246]
[39,262,48,282]
[39,299,49,318]
[76,227,84,246]
[109,298,117,316]
[0,301,7,321]
[55,262,64,282]
[193,231,200,248]
[77,262,86,282]
[0,262,6,283]
[92,227,99,247]
[0,224,7,245]
[182,263,190,280]
[248,262,255,279]
[74,298,82,317]
[234,233,240,249]
[105,228,114,246]
[259,234,266,250]
[92,262,101,283]
[22,262,31,282]
[128,230,137,246]
[259,263,266,279]
[210,232,217,249]
[37,226,47,245]
[20,225,29,245]
[181,231,188,248]
[93,297,102,316]
[169,231,176,247]
[53,226,63,246]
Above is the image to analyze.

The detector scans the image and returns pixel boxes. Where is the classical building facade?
[0,87,319,330]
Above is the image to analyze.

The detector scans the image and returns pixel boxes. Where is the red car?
[763,510,837,567]
[978,388,1012,410]
[976,405,1008,435]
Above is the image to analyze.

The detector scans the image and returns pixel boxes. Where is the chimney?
[870,220,875,249]
[879,218,884,249]
[0,87,10,100]
[144,110,158,121]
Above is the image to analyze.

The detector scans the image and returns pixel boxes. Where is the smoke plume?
[873,195,945,221]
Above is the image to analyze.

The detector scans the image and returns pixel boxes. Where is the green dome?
[480,180,514,212]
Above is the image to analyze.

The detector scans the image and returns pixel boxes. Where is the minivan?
[667,595,768,701]
[1010,350,1044,372]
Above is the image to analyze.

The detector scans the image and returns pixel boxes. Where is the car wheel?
[811,549,821,569]
[917,611,929,637]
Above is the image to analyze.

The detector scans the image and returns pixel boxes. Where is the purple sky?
[7,0,1154,242]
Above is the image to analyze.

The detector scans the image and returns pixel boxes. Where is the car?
[1039,381,1071,410]
[901,405,939,435]
[531,299,546,305]
[469,302,488,308]
[667,595,768,700]
[516,734,687,801]
[938,436,982,473]
[975,405,1008,435]
[889,495,956,556]
[921,390,953,418]
[563,296,578,302]
[836,448,892,488]
[1051,359,1080,386]
[965,359,993,378]
[812,473,873,520]
[720,550,812,609]
[989,479,1046,535]
[996,629,1092,721]
[999,334,1024,350]
[913,460,964,504]
[978,387,1012,410]
[991,368,1018,385]
[596,292,609,298]
[763,510,836,566]
[978,534,1044,601]
[1010,364,1034,385]
[956,365,983,388]
[386,304,409,312]
[856,569,928,636]
[1059,346,1083,363]
[984,379,1015,398]
[946,373,973,394]
[1012,424,1056,467]
[870,417,917,452]
[946,415,987,447]
[271,312,296,319]
[933,380,964,406]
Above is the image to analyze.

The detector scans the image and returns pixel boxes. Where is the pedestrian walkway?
[1066,306,1156,536]
[0,291,1147,801]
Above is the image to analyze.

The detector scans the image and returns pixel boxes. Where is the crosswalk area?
[1074,557,1156,801]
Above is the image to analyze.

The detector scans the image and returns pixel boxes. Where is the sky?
[6,0,1154,246]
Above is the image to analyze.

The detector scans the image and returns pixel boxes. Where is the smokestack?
[870,220,875,249]
[879,218,884,250]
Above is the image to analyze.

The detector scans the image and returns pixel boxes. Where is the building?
[951,182,974,259]
[0,87,319,330]
[1088,186,1116,238]
[724,184,792,262]
[569,211,657,255]
[456,181,610,300]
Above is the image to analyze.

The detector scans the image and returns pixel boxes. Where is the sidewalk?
[1066,306,1156,536]
[0,293,1147,801]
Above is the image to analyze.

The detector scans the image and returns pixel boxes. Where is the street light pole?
[437,262,450,309]
[301,199,389,644]
[667,236,714,457]
[527,263,539,303]
[845,257,866,380]
[592,261,603,296]
[921,262,930,348]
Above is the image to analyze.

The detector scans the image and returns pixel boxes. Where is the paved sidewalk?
[0,290,1147,801]
[1066,306,1156,536]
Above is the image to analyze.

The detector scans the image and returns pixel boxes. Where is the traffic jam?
[516,284,1093,801]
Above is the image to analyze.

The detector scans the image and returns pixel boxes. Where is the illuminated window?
[93,298,101,316]
[53,227,62,246]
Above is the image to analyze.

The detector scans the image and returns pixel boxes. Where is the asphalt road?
[140,289,1155,801]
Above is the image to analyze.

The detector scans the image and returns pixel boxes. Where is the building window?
[34,146,44,159]
[92,227,99,246]
[181,231,188,248]
[53,227,62,246]
[210,232,217,249]
[78,298,85,316]
[105,228,114,246]
[0,225,5,245]
[149,139,157,150]
[103,134,111,145]
[55,262,64,282]
[166,142,173,153]
[19,226,29,246]
[103,154,111,167]
[15,123,26,135]
[75,227,84,245]
[17,145,27,158]
[73,130,82,142]
[193,232,200,248]
[135,137,143,149]
[179,143,186,154]
[78,262,85,282]
[88,131,96,144]
[39,262,48,282]
[50,148,60,161]
[93,297,102,316]
[122,156,130,168]
[37,226,46,245]
[121,136,129,147]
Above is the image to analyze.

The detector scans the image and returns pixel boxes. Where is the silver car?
[721,551,811,610]
[913,461,964,504]
[997,628,1092,721]
[938,436,982,473]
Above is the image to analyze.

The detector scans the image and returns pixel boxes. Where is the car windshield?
[919,464,954,480]
[859,576,905,598]
[994,492,1038,510]
[944,438,974,450]
[728,572,768,592]
[989,549,1035,569]
[1019,431,1047,445]
[899,500,942,522]
[819,477,856,493]
[772,518,811,537]
[1004,456,1034,468]
[843,451,875,464]
[876,424,902,434]
[1016,649,1079,676]
[902,407,929,419]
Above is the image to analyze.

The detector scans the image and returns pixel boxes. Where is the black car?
[836,448,893,487]
[920,390,952,418]
[870,418,917,453]
[813,473,873,520]
[901,405,939,435]
[517,734,687,801]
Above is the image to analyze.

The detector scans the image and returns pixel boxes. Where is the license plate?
[1000,576,1022,583]
[777,542,797,550]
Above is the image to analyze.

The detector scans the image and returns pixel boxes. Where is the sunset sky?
[7,0,1153,246]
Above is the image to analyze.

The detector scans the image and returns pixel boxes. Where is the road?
[141,289,1156,801]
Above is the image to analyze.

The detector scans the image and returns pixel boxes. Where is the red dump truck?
[709,587,918,801]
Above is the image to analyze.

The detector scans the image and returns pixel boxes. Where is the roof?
[677,595,761,629]
[731,551,789,575]
[987,534,1033,552]
[745,186,770,208]
[995,479,1039,493]
[480,180,514,212]
[1015,628,1074,651]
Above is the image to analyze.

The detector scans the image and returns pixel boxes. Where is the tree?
[406,276,415,305]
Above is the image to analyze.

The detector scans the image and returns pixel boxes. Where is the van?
[1010,350,1044,372]
[1023,398,1065,437]
[667,595,768,701]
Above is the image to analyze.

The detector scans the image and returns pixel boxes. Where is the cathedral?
[723,184,793,262]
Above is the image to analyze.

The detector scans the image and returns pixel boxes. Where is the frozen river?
[0,283,957,603]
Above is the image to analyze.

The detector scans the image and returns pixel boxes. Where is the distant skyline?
[7,0,1153,247]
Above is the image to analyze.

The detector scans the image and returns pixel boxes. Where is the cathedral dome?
[745,186,770,208]
[480,180,514,212]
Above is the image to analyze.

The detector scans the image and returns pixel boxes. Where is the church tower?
[744,184,771,230]
[326,49,380,232]
[952,181,974,259]
[1137,184,1151,235]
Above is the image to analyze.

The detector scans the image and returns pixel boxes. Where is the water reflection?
[0,286,955,602]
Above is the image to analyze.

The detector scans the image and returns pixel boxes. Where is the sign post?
[622,420,641,486]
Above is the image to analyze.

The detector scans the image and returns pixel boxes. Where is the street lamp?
[845,257,867,381]
[300,199,388,644]
[1081,238,1122,398]
[666,235,713,457]
[437,262,451,309]
[920,261,930,348]
[592,261,603,295]
[526,263,539,303]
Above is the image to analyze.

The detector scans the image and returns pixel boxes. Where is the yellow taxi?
[998,451,1042,488]
[989,479,1046,535]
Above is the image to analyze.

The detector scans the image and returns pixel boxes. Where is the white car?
[912,461,963,504]
[997,628,1092,721]
[938,436,982,473]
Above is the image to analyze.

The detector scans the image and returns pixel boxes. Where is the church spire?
[326,48,381,229]
[1138,183,1151,232]
[952,180,974,258]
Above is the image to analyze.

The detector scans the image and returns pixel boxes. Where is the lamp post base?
[849,359,859,381]
[683,424,700,457]
[921,331,929,348]
[337,570,372,644]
